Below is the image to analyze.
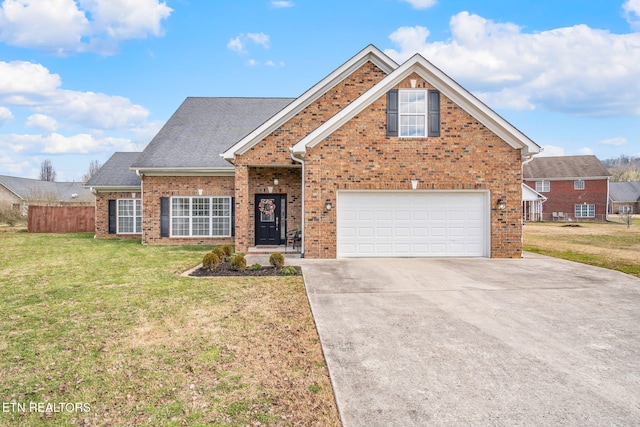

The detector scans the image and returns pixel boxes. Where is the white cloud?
[385,12,640,117]
[0,106,14,126]
[599,137,628,146]
[624,0,640,30]
[537,145,566,157]
[0,0,171,55]
[0,61,150,131]
[577,147,594,155]
[399,0,437,9]
[271,1,294,8]
[0,132,137,154]
[228,32,270,55]
[248,59,259,66]
[26,114,58,132]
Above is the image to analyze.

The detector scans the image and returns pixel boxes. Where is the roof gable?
[523,155,611,179]
[291,53,540,156]
[222,44,399,161]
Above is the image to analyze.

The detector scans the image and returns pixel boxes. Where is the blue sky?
[0,0,639,181]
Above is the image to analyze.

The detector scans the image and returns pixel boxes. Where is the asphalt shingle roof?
[609,182,640,202]
[85,152,142,187]
[523,155,611,179]
[0,175,94,203]
[131,97,295,169]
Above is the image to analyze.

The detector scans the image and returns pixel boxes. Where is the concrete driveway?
[302,254,640,426]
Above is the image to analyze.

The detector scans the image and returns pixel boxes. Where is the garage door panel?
[337,191,488,258]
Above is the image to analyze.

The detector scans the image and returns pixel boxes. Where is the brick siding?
[523,179,609,220]
[95,191,142,239]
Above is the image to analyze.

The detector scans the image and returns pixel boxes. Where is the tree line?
[39,159,101,183]
[602,155,640,182]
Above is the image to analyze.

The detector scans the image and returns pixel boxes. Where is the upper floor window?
[399,90,427,137]
[574,180,585,190]
[535,180,550,193]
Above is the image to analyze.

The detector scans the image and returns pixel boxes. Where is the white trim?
[169,196,233,238]
[222,45,398,161]
[116,199,142,234]
[292,54,540,156]
[132,168,234,177]
[86,185,141,193]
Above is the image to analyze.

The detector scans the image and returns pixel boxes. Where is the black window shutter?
[428,90,441,137]
[108,200,116,234]
[386,89,398,137]
[231,197,235,237]
[160,197,169,237]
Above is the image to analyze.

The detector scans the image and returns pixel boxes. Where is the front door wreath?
[258,199,276,216]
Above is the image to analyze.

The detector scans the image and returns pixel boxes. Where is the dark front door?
[255,194,286,245]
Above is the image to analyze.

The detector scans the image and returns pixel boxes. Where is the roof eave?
[84,185,141,193]
[131,167,235,177]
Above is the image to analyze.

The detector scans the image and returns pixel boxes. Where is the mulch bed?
[190,261,302,277]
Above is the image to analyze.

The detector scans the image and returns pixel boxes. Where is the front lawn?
[523,220,640,278]
[0,233,339,426]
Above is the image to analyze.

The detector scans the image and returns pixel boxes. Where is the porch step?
[247,245,301,255]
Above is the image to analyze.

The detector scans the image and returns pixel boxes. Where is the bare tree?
[82,160,102,183]
[39,159,56,182]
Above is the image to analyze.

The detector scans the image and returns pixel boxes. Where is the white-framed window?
[535,180,550,193]
[574,180,585,190]
[399,90,427,137]
[170,196,231,237]
[575,204,595,218]
[620,205,633,214]
[117,199,142,234]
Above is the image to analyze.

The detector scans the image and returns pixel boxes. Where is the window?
[117,199,141,234]
[574,180,585,190]
[399,90,427,137]
[575,204,595,218]
[620,205,633,214]
[170,196,231,237]
[535,181,550,192]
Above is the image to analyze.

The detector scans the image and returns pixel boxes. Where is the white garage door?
[337,191,488,258]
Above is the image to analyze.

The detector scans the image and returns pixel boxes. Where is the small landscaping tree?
[230,254,247,271]
[269,252,285,268]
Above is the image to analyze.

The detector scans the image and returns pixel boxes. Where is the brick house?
[87,45,541,258]
[609,182,640,214]
[523,155,611,221]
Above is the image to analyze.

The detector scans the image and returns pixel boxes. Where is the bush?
[247,263,262,271]
[212,247,226,260]
[226,252,244,263]
[221,244,234,256]
[280,266,297,276]
[202,252,220,270]
[230,254,247,271]
[269,252,285,268]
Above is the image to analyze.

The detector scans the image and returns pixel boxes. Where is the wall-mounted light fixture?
[197,189,203,196]
[325,201,333,211]
[273,178,279,186]
[411,179,419,190]
[410,78,417,88]
[131,192,137,198]
[497,197,506,210]
[268,186,274,194]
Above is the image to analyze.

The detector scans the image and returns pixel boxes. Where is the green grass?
[0,233,339,426]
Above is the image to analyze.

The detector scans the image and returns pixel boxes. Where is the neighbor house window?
[399,90,427,137]
[170,196,231,237]
[117,199,141,234]
[535,180,550,192]
[620,205,633,214]
[575,204,595,218]
[574,180,585,190]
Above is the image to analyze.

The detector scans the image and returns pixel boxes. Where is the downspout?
[136,170,145,245]
[290,149,305,258]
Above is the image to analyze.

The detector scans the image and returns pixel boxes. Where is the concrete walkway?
[302,254,640,426]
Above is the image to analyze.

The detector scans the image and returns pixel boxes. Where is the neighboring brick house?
[0,174,94,216]
[609,182,640,214]
[87,45,541,258]
[523,155,611,221]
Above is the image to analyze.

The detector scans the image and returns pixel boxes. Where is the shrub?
[247,263,262,271]
[230,254,247,271]
[269,252,285,268]
[280,266,297,276]
[212,247,226,260]
[202,252,220,270]
[221,244,234,256]
[226,252,244,263]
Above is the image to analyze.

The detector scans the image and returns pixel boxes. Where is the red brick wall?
[233,60,388,252]
[141,175,235,245]
[303,74,523,258]
[95,191,142,239]
[523,179,609,220]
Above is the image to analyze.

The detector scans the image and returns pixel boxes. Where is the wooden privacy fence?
[28,206,95,233]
